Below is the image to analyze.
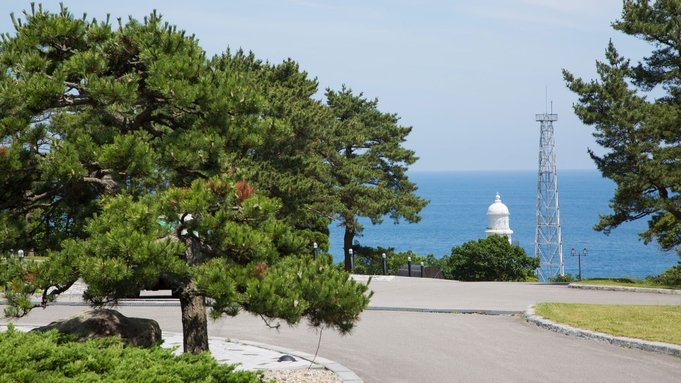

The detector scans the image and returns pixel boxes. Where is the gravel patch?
[262,369,342,383]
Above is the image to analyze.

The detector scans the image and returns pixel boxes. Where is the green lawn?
[534,303,681,345]
[575,278,681,290]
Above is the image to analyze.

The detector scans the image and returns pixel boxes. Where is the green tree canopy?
[563,0,681,255]
[0,4,370,354]
[323,86,429,270]
[434,236,539,282]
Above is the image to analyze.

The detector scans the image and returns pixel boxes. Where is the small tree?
[323,86,429,271]
[438,236,539,281]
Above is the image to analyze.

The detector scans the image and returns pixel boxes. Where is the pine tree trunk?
[180,235,209,354]
[180,289,208,354]
[344,226,354,272]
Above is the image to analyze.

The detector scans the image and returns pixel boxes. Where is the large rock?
[31,308,162,347]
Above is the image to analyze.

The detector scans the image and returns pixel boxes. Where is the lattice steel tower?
[535,111,563,281]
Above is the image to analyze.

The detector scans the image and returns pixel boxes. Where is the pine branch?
[82,174,121,195]
[259,314,281,330]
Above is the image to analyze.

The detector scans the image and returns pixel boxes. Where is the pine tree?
[0,5,370,354]
[563,0,681,254]
[324,86,429,270]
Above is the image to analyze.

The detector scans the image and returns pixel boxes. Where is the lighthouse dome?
[485,193,513,243]
[487,193,509,216]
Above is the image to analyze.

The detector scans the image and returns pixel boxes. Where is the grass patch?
[575,278,681,290]
[535,303,681,345]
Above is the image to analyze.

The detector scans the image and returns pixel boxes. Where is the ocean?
[327,169,680,279]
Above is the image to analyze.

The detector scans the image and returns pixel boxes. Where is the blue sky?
[0,1,653,171]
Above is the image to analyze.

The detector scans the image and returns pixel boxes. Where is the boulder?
[31,308,162,347]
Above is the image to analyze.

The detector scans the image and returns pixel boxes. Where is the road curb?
[523,305,681,357]
[568,284,681,294]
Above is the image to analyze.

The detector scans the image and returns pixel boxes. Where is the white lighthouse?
[485,193,513,244]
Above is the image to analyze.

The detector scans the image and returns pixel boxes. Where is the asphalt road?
[3,278,681,383]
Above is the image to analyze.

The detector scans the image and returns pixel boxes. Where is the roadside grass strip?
[575,278,681,290]
[534,303,681,346]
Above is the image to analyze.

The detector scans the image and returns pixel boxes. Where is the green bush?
[437,236,540,282]
[648,264,681,286]
[0,324,265,382]
[548,274,576,282]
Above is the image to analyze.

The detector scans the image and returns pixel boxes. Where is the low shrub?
[647,264,681,286]
[548,274,576,282]
[0,324,265,382]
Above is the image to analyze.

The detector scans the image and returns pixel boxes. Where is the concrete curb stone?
[523,305,681,357]
[568,283,681,295]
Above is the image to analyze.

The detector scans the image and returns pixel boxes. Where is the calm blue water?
[328,170,680,279]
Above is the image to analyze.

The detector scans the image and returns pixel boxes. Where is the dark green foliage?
[563,0,681,257]
[0,3,258,253]
[548,273,576,283]
[435,236,540,281]
[350,244,428,275]
[0,324,263,382]
[213,51,336,242]
[323,86,429,270]
[647,264,681,286]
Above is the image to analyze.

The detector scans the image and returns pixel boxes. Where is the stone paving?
[161,333,321,371]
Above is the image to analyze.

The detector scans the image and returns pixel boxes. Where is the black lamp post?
[407,256,412,277]
[382,253,387,275]
[313,242,318,260]
[349,249,354,272]
[5,250,10,293]
[571,247,587,281]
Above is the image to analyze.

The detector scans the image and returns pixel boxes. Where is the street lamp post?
[313,242,318,260]
[407,256,412,277]
[349,249,354,272]
[5,250,11,294]
[571,247,588,281]
[382,253,387,275]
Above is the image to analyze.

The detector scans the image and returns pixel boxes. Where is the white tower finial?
[485,193,513,244]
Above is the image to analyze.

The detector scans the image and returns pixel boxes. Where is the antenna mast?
[534,107,563,281]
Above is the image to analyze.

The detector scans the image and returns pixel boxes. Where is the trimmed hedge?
[0,324,265,382]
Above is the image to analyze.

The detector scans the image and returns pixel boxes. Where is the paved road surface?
[3,278,681,383]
